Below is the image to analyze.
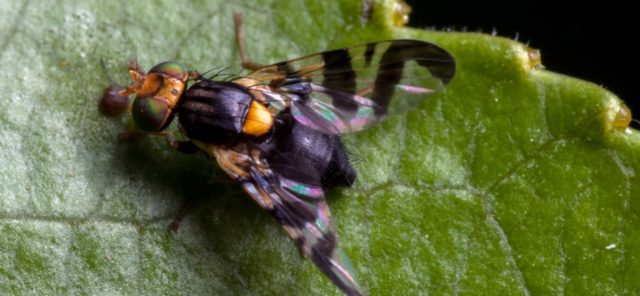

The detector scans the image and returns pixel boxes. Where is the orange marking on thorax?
[243,100,273,137]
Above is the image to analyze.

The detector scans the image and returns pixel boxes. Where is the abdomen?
[266,119,356,190]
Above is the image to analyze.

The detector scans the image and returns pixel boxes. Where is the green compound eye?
[132,96,172,132]
[148,61,188,80]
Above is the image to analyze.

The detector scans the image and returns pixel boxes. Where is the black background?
[406,1,638,123]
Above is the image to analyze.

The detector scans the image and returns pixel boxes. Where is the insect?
[103,15,455,296]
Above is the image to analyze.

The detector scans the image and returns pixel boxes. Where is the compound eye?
[132,96,173,132]
[148,62,188,80]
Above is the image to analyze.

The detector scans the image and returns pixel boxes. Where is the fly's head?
[121,61,189,132]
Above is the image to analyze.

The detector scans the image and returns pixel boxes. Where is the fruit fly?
[101,15,455,296]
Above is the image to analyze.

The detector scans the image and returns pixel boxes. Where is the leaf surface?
[0,0,638,295]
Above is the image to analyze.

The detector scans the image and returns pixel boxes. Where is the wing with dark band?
[248,39,456,134]
[241,165,365,296]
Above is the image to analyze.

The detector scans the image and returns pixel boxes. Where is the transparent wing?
[247,39,456,134]
[242,165,365,296]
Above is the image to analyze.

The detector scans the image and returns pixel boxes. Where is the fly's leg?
[169,177,233,232]
[169,198,194,232]
[118,130,198,154]
[168,175,237,232]
[234,13,266,71]
[118,129,199,232]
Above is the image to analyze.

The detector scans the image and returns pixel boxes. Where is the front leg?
[118,130,198,154]
[119,129,198,231]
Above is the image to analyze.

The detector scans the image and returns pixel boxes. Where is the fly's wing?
[247,39,456,134]
[242,165,365,296]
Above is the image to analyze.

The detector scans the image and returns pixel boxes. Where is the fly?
[101,14,456,296]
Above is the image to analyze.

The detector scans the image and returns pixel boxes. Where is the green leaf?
[1,0,638,295]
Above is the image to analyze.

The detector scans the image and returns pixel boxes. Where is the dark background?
[406,1,638,124]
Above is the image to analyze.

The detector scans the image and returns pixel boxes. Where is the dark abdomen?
[266,119,356,190]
